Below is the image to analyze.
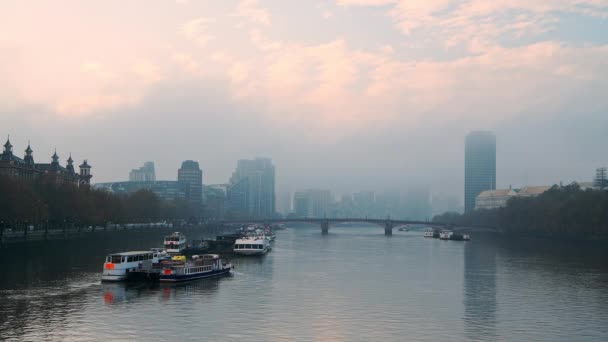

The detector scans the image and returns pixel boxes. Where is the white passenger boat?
[423,228,434,238]
[439,230,454,240]
[233,236,271,255]
[102,251,163,282]
[164,232,187,254]
[160,254,232,283]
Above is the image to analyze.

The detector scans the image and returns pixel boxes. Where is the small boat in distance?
[233,236,271,256]
[398,227,409,232]
[423,228,434,238]
[159,254,232,283]
[439,230,454,240]
[164,232,187,254]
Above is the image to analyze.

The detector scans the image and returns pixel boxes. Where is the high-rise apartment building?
[465,131,496,212]
[178,160,203,212]
[293,191,312,217]
[292,189,332,218]
[129,161,156,182]
[228,158,275,218]
[276,191,292,216]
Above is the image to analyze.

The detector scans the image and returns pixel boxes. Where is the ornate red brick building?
[0,137,92,187]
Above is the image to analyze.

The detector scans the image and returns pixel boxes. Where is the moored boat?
[164,232,187,254]
[448,233,471,241]
[233,236,271,255]
[159,254,232,283]
[423,228,434,238]
[439,230,454,240]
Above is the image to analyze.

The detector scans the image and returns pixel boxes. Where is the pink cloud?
[234,0,272,26]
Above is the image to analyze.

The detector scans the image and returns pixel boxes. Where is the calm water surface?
[1,226,608,341]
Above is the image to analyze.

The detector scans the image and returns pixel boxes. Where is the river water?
[1,225,607,342]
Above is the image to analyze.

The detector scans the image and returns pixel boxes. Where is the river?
[1,225,607,341]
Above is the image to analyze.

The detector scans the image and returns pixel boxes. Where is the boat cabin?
[164,232,187,254]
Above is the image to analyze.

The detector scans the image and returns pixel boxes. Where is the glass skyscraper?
[178,160,203,212]
[228,158,275,218]
[465,131,496,212]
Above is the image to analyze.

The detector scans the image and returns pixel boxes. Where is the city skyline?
[2,0,607,204]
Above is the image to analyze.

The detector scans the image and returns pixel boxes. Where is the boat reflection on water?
[102,282,159,304]
[160,276,228,301]
[102,276,231,304]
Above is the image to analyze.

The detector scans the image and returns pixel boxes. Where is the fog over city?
[2,0,607,204]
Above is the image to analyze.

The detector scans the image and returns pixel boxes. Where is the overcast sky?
[1,0,607,202]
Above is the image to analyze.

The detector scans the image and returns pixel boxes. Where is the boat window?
[245,244,251,249]
[110,255,122,263]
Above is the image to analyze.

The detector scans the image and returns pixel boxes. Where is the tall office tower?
[178,160,203,212]
[129,161,156,182]
[228,158,275,218]
[595,167,607,190]
[276,191,292,216]
[292,189,332,218]
[465,131,496,212]
[308,189,332,218]
[293,191,312,217]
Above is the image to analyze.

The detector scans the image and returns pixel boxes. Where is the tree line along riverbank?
[433,184,608,238]
[0,175,201,230]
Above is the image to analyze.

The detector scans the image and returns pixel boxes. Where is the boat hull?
[159,267,231,283]
[101,274,128,282]
[233,248,269,256]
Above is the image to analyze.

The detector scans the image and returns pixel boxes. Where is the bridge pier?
[321,220,329,235]
[384,221,393,236]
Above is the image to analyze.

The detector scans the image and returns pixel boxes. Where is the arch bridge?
[219,218,452,236]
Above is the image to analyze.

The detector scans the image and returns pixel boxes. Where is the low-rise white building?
[475,185,552,210]
[475,189,517,210]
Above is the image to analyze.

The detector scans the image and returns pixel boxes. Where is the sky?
[1,0,607,203]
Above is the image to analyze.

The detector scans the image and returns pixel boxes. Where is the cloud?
[180,17,216,46]
[2,0,607,135]
[234,0,272,26]
[337,0,608,52]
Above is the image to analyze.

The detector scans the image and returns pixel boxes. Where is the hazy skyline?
[2,0,607,202]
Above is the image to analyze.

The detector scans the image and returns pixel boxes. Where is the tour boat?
[423,228,434,238]
[164,232,187,254]
[439,230,454,240]
[233,236,271,255]
[102,251,164,282]
[159,254,232,282]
